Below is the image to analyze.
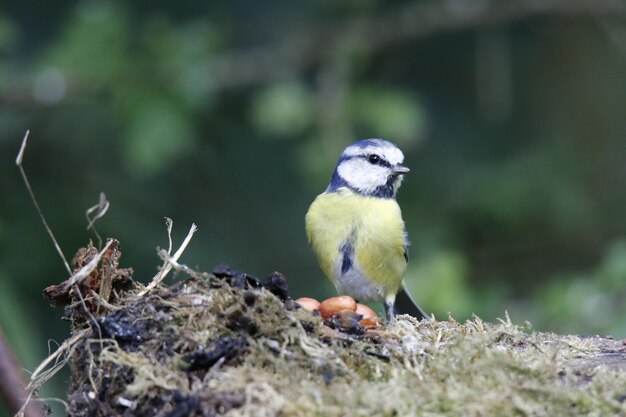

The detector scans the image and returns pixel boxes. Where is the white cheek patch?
[338,159,389,193]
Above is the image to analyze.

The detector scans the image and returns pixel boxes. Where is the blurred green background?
[1,0,626,414]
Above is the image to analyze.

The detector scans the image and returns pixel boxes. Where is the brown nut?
[355,303,378,320]
[359,317,381,330]
[295,297,320,312]
[318,295,357,319]
[329,310,365,335]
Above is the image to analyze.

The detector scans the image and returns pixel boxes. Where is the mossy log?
[31,241,626,416]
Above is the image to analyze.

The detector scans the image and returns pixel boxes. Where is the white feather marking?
[342,139,405,166]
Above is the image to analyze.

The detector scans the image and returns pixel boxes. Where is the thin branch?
[209,0,626,89]
[2,0,623,106]
[15,131,72,275]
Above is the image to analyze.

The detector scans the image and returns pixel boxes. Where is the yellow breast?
[305,188,407,301]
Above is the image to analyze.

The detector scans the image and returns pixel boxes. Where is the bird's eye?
[368,154,380,164]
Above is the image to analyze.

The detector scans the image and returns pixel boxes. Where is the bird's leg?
[383,300,395,322]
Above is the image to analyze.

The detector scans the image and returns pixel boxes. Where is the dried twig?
[14,328,90,417]
[89,290,122,311]
[28,329,89,385]
[15,130,72,275]
[157,253,195,276]
[138,221,198,296]
[74,286,104,345]
[61,239,114,291]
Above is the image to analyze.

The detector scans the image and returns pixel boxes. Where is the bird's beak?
[392,165,410,175]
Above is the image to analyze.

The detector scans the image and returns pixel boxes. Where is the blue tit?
[305,138,427,320]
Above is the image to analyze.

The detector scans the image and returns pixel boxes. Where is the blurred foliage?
[0,0,626,414]
[252,80,315,138]
[533,239,626,336]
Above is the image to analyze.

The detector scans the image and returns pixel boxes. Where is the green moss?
[36,263,626,416]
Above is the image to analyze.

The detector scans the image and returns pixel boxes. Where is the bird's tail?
[395,286,429,320]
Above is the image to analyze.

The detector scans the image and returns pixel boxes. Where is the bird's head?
[327,139,409,198]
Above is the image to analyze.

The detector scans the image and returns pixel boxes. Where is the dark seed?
[263,272,289,301]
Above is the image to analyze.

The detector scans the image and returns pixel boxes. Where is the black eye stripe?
[362,154,391,168]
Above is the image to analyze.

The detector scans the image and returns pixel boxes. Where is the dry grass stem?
[138,222,197,296]
[15,130,72,275]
